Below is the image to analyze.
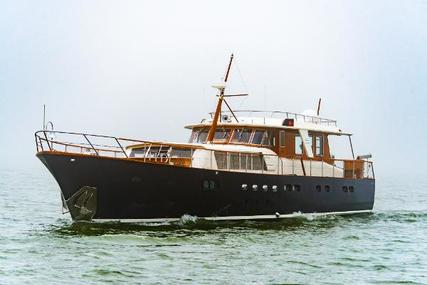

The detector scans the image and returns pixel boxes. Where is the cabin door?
[278,130,287,157]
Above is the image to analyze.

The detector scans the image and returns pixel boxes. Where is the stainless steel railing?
[35,130,374,179]
[208,110,337,126]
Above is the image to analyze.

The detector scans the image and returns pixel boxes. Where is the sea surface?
[0,167,426,285]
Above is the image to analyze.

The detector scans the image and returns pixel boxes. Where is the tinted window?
[252,130,266,144]
[230,153,240,169]
[188,130,198,143]
[231,129,252,143]
[129,147,147,158]
[170,148,191,158]
[214,152,227,169]
[196,129,209,143]
[213,128,231,141]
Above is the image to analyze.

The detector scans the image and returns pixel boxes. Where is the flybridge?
[208,110,338,127]
[186,109,344,135]
[203,54,344,138]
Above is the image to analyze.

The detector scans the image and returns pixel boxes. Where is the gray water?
[0,167,426,285]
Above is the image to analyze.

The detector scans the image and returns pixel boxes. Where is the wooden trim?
[36,151,193,169]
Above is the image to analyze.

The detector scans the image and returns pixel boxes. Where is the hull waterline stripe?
[91,210,372,223]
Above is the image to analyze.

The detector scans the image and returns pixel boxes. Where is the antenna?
[316,98,322,116]
[207,54,234,142]
[43,104,46,130]
[42,104,55,134]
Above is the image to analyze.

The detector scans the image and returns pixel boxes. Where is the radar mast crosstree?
[207,54,248,143]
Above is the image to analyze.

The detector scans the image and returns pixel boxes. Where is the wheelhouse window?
[251,130,271,146]
[231,128,252,143]
[189,128,208,143]
[196,129,209,143]
[213,128,231,142]
[315,135,323,156]
[188,129,198,143]
[295,135,303,155]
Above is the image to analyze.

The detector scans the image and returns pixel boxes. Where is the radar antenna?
[207,54,248,143]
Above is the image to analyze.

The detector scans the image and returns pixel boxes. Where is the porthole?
[262,185,268,191]
[342,186,348,192]
[272,185,278,192]
[349,186,354,192]
[285,184,292,191]
[202,180,210,191]
[252,185,258,191]
[202,180,218,191]
[316,185,321,192]
[325,185,330,192]
[294,185,301,192]
[241,184,248,191]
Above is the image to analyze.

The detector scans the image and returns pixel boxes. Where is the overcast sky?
[1,0,426,177]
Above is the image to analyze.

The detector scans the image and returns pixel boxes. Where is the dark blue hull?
[37,152,375,221]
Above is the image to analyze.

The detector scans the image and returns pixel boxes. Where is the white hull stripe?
[91,210,372,223]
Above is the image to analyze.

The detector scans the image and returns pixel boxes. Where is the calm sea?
[0,167,426,285]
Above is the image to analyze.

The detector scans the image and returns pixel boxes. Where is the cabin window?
[196,129,209,143]
[251,154,263,170]
[315,135,323,156]
[215,152,227,169]
[129,147,148,158]
[295,135,303,155]
[170,148,192,158]
[231,128,252,143]
[279,131,286,147]
[213,128,231,141]
[240,154,248,169]
[214,152,266,171]
[230,153,240,169]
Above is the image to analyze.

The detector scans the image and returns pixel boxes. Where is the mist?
[1,0,426,178]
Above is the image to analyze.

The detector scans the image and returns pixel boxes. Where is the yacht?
[35,55,375,222]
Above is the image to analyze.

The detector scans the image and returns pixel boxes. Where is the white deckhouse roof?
[186,110,349,135]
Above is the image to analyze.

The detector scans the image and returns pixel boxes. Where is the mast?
[316,98,322,116]
[206,54,234,143]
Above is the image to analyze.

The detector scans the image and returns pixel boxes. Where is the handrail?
[35,130,374,179]
[208,110,337,126]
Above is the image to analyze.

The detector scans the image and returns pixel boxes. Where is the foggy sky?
[1,0,426,178]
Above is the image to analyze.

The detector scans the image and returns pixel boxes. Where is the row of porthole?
[316,185,330,192]
[316,185,355,192]
[242,184,301,192]
[343,186,355,193]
